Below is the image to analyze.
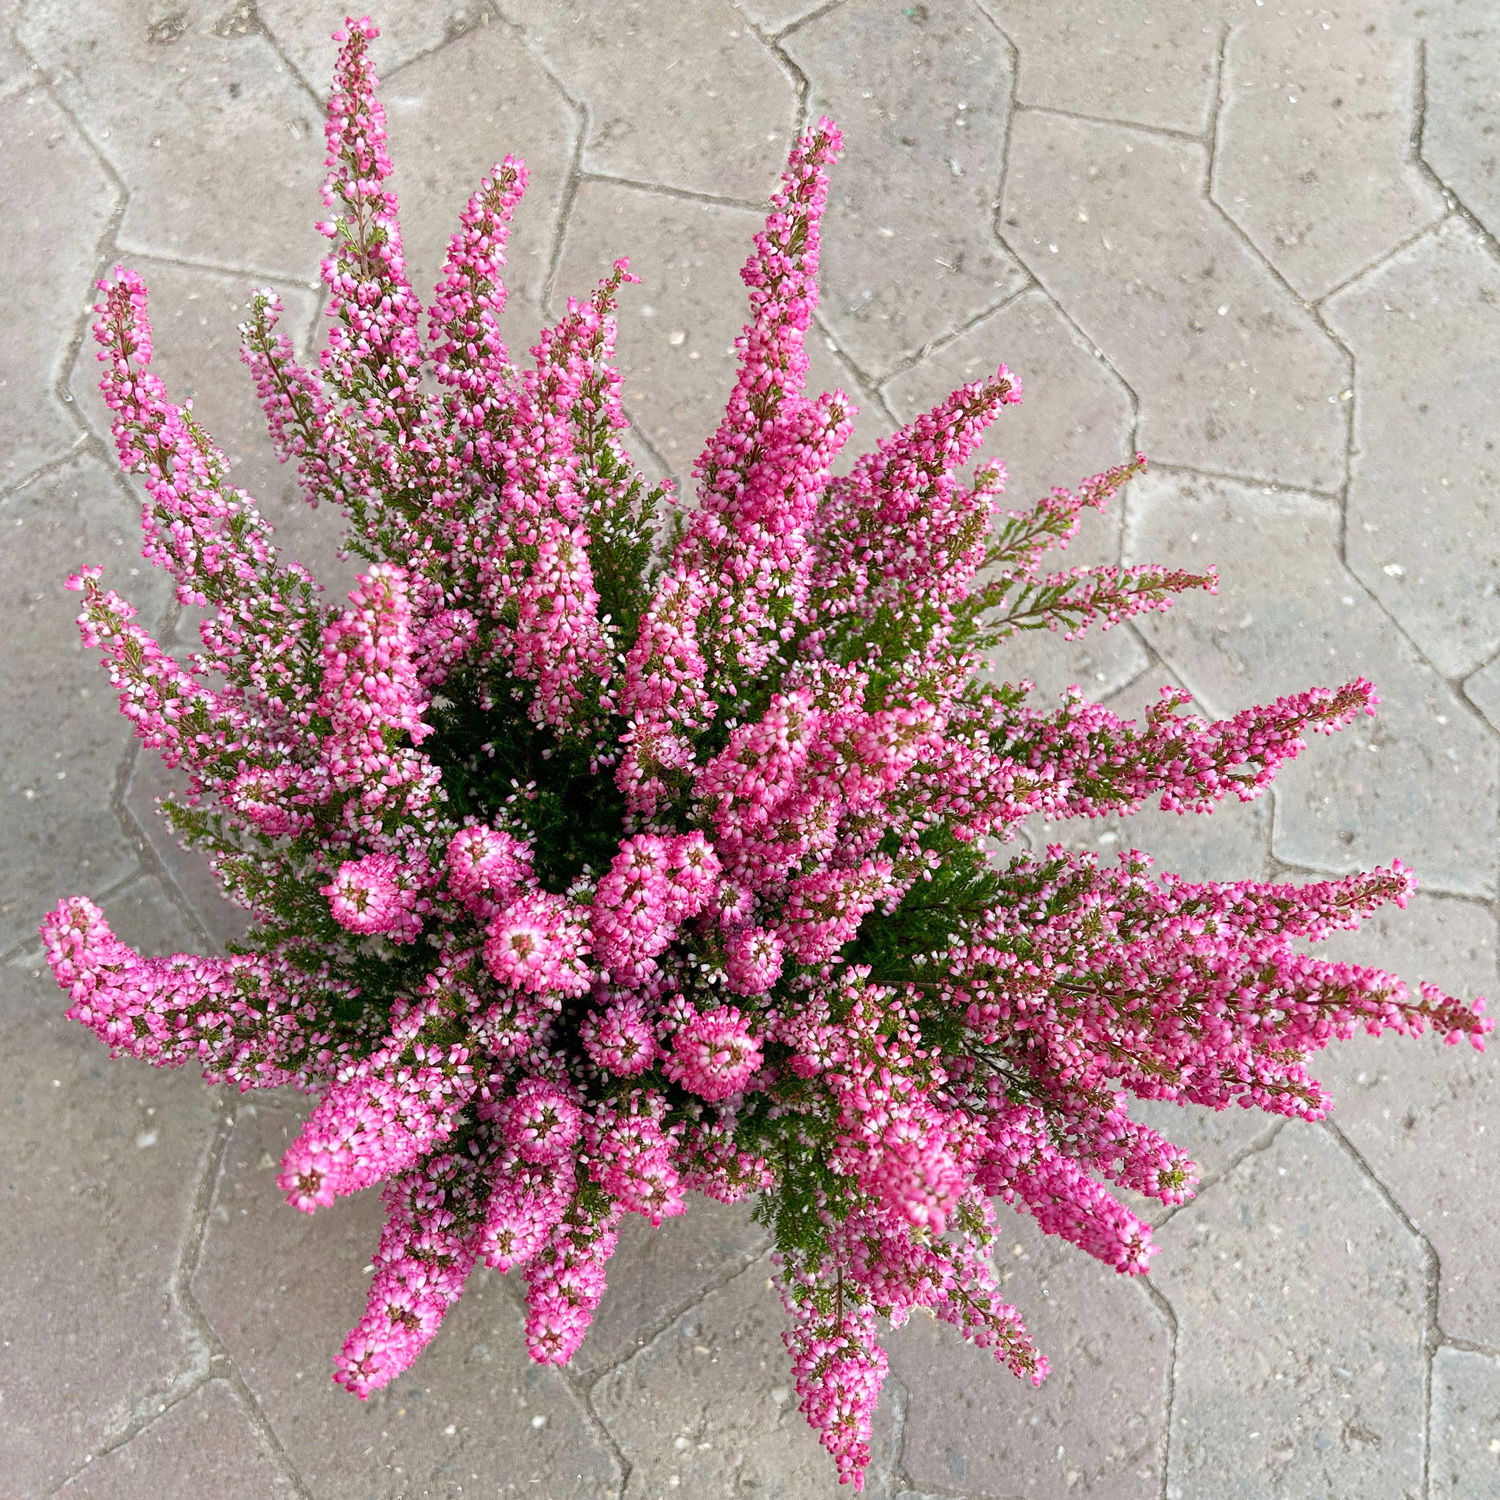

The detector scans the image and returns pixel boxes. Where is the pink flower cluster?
[42,18,1490,1489]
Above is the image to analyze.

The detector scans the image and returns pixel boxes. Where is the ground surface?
[2,1,1499,1496]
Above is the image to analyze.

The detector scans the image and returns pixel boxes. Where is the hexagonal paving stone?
[1215,4,1442,300]
[0,85,117,487]
[0,450,172,954]
[192,1100,621,1499]
[888,1209,1170,1499]
[1155,1124,1428,1500]
[1322,218,1500,681]
[1003,109,1349,491]
[20,0,323,282]
[54,1379,296,1498]
[1430,1346,1500,1500]
[592,1258,895,1497]
[984,0,1222,136]
[784,0,1027,378]
[497,0,795,203]
[0,879,223,1497]
[1313,891,1500,1347]
[1124,467,1498,895]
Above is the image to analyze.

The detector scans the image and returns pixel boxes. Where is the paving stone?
[888,1209,1170,1498]
[498,0,795,202]
[1123,467,1498,896]
[258,0,476,93]
[193,1100,620,1499]
[783,0,1027,377]
[1422,3,1500,245]
[1312,891,1500,1347]
[0,86,117,488]
[20,0,323,283]
[554,178,886,483]
[982,1,1222,136]
[1323,219,1500,680]
[1430,1346,1500,1500]
[0,885,223,1497]
[1154,1124,1428,1499]
[1003,110,1349,491]
[381,14,577,352]
[1215,4,1442,300]
[54,1379,295,1498]
[570,1195,768,1378]
[0,451,173,954]
[593,1258,894,1497]
[1465,653,1500,736]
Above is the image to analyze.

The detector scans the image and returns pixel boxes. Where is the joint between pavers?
[1312,211,1455,310]
[37,1097,243,1492]
[24,79,133,461]
[490,8,588,322]
[245,2,345,118]
[1136,1274,1180,1500]
[985,48,1145,470]
[807,307,882,403]
[987,222,1146,458]
[1320,1119,1439,1498]
[772,0,851,47]
[1011,100,1208,149]
[112,244,323,294]
[1150,1117,1287,1237]
[113,733,227,955]
[42,1372,217,1499]
[1408,39,1500,271]
[1139,459,1342,505]
[1437,1334,1500,1360]
[575,168,767,217]
[878,1366,916,1499]
[871,282,1034,395]
[0,864,147,970]
[1204,26,1358,512]
[559,1363,631,1500]
[1203,20,1230,203]
[581,1230,774,1385]
[0,66,44,107]
[382,3,497,84]
[172,1098,319,1500]
[0,435,90,506]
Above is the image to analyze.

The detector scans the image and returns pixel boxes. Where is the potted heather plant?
[42,17,1488,1489]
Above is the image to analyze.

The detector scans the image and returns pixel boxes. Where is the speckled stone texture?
[2,1,1496,1495]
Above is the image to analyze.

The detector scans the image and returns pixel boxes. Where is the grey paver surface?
[1,2,1497,1497]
